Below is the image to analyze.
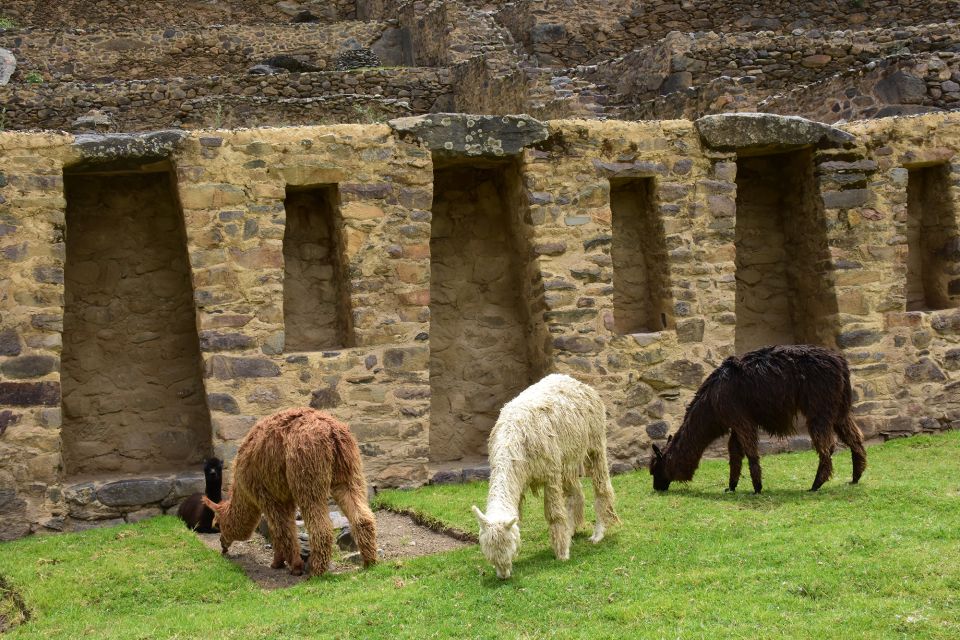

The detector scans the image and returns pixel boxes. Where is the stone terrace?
[1,0,960,128]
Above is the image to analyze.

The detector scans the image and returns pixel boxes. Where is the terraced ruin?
[1,0,958,130]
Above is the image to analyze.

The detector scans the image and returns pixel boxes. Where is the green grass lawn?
[1,432,959,639]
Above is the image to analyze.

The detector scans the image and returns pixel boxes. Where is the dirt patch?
[197,510,472,589]
[0,575,29,633]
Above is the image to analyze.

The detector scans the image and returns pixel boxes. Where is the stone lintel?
[695,113,854,156]
[67,130,189,172]
[388,113,548,162]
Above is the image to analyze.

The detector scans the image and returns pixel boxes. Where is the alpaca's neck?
[220,486,260,540]
[485,453,527,519]
[205,473,222,503]
[665,408,726,482]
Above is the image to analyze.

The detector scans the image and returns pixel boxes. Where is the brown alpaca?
[203,407,377,576]
[649,344,867,493]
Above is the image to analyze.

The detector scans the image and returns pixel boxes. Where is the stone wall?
[0,0,358,29]
[1,22,393,82]
[586,23,960,108]
[0,69,452,131]
[2,112,960,539]
[760,54,960,124]
[496,0,960,67]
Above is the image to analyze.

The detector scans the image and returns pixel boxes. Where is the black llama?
[177,457,223,533]
[649,345,867,493]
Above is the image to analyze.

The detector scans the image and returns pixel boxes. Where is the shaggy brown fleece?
[649,344,867,493]
[204,408,377,576]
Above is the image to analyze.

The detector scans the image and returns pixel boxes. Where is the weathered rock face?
[2,113,960,539]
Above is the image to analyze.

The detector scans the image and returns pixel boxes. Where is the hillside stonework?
[1,112,959,538]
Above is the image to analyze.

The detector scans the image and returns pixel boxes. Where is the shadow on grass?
[479,530,616,586]
[661,483,866,507]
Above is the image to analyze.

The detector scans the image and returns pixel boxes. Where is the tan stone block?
[178,183,246,209]
[342,202,385,221]
[228,246,283,269]
[835,270,881,286]
[343,227,367,259]
[399,289,430,306]
[837,290,870,316]
[274,165,346,186]
[251,182,284,199]
[402,243,430,259]
[396,262,428,284]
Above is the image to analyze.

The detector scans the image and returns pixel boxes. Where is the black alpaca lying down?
[649,344,867,493]
[178,458,223,533]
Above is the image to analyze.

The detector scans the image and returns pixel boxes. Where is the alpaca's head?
[204,457,223,483]
[202,496,233,553]
[649,442,672,492]
[472,505,520,579]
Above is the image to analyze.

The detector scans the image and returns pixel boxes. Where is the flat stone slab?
[97,478,173,507]
[389,113,548,160]
[695,113,854,155]
[70,130,188,171]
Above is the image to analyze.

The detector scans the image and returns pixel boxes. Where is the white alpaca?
[472,373,620,579]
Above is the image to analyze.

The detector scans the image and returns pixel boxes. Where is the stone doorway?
[734,149,838,353]
[61,169,211,476]
[428,160,533,462]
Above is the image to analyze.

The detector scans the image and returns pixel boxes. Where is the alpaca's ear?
[202,496,221,511]
[666,434,674,445]
[505,516,518,529]
[652,444,663,460]
[472,505,490,527]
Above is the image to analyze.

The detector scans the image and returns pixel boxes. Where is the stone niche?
[61,169,212,476]
[282,184,353,351]
[905,163,960,311]
[428,158,533,462]
[610,177,673,334]
[734,149,838,353]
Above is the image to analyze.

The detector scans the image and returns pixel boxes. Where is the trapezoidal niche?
[61,170,212,477]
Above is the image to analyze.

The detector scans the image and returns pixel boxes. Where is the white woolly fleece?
[473,373,619,579]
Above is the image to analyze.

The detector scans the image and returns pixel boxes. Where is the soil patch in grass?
[0,575,29,632]
[197,510,471,589]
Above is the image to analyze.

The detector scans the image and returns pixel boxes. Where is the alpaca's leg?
[333,481,378,568]
[300,501,335,576]
[543,480,570,560]
[562,472,585,537]
[586,449,619,543]
[835,415,867,484]
[286,472,333,576]
[734,425,763,494]
[809,417,837,491]
[726,433,744,492]
[263,501,301,574]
